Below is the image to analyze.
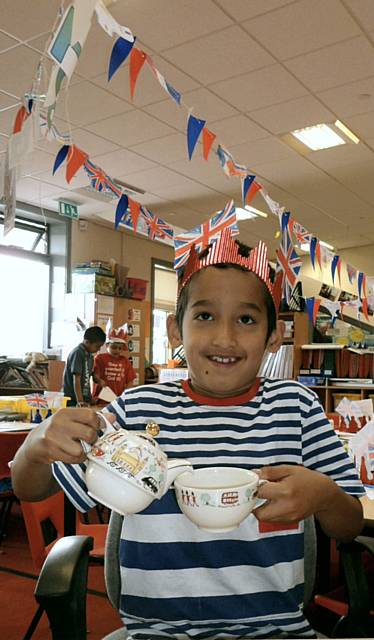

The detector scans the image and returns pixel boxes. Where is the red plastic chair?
[0,431,28,545]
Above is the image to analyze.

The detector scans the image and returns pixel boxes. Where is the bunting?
[187,114,206,160]
[275,223,302,304]
[310,237,322,271]
[331,254,342,285]
[358,272,367,299]
[305,297,321,326]
[129,47,147,99]
[108,36,135,81]
[83,158,121,196]
[346,263,357,285]
[202,128,216,161]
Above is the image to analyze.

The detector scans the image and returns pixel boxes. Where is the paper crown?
[108,327,127,343]
[177,229,274,301]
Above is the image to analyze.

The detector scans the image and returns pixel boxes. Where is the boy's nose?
[211,321,237,347]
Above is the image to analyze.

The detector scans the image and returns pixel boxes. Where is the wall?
[71,218,174,301]
[339,245,374,276]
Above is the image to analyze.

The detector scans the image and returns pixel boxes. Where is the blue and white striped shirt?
[53,378,364,639]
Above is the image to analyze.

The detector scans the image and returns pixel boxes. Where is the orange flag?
[66,145,88,183]
[202,127,216,161]
[129,197,141,231]
[245,180,262,205]
[130,48,147,100]
[362,298,369,322]
[13,106,29,134]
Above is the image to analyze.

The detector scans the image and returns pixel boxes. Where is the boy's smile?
[168,267,283,399]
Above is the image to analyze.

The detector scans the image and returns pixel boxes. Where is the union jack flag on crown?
[83,159,121,198]
[174,200,238,270]
[276,222,302,304]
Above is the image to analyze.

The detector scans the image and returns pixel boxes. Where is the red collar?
[181,377,261,406]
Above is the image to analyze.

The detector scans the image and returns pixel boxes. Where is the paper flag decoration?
[289,219,312,245]
[12,106,30,134]
[244,179,261,205]
[141,207,174,240]
[272,270,284,313]
[25,393,48,409]
[217,144,233,176]
[259,188,285,217]
[53,145,70,174]
[241,175,256,207]
[280,211,291,235]
[361,297,369,322]
[310,237,321,270]
[128,198,141,232]
[346,263,357,284]
[331,254,341,285]
[108,35,135,81]
[275,225,302,304]
[95,0,134,41]
[174,200,238,269]
[115,193,129,229]
[305,297,321,326]
[66,145,88,183]
[129,47,147,99]
[187,113,206,160]
[83,158,121,196]
[358,272,367,299]
[202,127,216,161]
[146,55,181,105]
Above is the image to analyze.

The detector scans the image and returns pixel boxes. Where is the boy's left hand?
[254,465,336,523]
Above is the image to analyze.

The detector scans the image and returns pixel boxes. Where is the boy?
[92,327,136,402]
[12,231,364,639]
[63,325,106,407]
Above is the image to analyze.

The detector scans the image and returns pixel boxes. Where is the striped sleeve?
[301,392,365,496]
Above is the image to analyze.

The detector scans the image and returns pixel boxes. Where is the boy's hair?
[175,240,276,342]
[83,326,106,343]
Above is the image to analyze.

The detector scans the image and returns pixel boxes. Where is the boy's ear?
[266,319,285,353]
[167,314,183,348]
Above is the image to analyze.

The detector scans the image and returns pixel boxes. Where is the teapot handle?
[80,411,117,456]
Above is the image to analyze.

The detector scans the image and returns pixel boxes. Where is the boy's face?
[86,340,104,354]
[108,341,124,357]
[168,267,283,398]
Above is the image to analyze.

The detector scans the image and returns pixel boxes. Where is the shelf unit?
[278,311,311,379]
[307,384,374,414]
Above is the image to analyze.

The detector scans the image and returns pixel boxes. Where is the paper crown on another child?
[107,327,127,344]
[177,229,274,302]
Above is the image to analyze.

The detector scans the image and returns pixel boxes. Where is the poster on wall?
[127,323,140,337]
[128,355,139,368]
[128,308,141,322]
[319,283,339,301]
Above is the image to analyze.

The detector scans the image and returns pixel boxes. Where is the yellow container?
[18,396,69,421]
[332,393,361,411]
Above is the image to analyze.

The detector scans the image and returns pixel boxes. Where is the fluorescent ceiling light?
[236,205,268,221]
[300,240,334,252]
[291,124,345,151]
[334,120,360,144]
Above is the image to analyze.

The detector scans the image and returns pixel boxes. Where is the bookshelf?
[278,311,311,379]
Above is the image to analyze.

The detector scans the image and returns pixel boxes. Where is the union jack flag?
[83,159,121,198]
[174,200,238,270]
[289,218,312,246]
[24,393,49,409]
[141,207,174,241]
[276,225,302,304]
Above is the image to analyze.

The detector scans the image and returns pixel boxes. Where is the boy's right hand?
[23,408,105,466]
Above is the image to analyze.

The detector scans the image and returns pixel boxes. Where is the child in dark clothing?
[63,326,106,406]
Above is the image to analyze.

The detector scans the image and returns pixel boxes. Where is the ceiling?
[2,0,374,258]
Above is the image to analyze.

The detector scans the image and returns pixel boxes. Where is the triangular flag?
[128,197,141,232]
[358,272,367,299]
[361,297,369,322]
[108,36,135,81]
[202,127,216,161]
[346,263,357,284]
[53,144,70,175]
[241,175,256,207]
[129,47,147,100]
[165,81,181,105]
[12,106,29,134]
[331,255,341,284]
[187,113,206,160]
[280,211,290,235]
[306,297,321,326]
[245,180,261,205]
[310,237,321,270]
[66,145,88,183]
[259,188,285,216]
[115,193,129,229]
[272,270,284,313]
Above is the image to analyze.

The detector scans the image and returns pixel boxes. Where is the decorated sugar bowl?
[84,417,192,515]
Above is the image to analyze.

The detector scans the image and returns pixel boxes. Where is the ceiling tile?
[170,156,240,196]
[344,111,374,139]
[208,114,268,145]
[92,148,156,178]
[317,77,374,118]
[15,176,66,203]
[0,91,19,111]
[54,80,131,127]
[130,133,188,165]
[86,110,175,146]
[0,104,20,136]
[20,148,56,176]
[36,166,88,191]
[0,135,8,152]
[248,95,334,134]
[162,26,274,85]
[75,21,113,79]
[322,158,374,206]
[0,0,61,40]
[71,128,120,157]
[214,0,295,21]
[210,64,308,112]
[344,0,374,31]
[145,87,237,131]
[229,136,300,170]
[0,45,43,96]
[286,37,374,92]
[118,166,201,193]
[0,31,20,52]
[243,0,360,61]
[111,0,232,52]
[92,54,199,107]
[309,143,374,171]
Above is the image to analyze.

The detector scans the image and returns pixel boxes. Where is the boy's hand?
[254,465,336,523]
[23,408,106,466]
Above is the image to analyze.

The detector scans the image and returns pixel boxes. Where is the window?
[151,260,177,365]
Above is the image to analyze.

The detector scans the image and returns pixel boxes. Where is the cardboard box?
[72,271,116,295]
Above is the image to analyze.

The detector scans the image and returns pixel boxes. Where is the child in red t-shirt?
[92,328,136,402]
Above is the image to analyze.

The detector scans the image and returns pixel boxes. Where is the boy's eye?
[239,314,254,325]
[195,311,213,321]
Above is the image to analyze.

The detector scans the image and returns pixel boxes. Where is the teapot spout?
[166,458,193,489]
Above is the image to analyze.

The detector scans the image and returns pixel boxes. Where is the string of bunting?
[2,0,373,328]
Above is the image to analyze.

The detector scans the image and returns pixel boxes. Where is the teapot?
[83,414,193,516]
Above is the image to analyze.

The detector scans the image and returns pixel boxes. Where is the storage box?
[72,270,116,295]
[332,393,361,411]
[124,278,148,300]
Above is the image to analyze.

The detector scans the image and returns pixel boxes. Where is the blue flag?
[115,193,129,229]
[187,114,206,160]
[108,36,135,81]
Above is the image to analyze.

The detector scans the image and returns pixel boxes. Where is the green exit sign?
[58,200,79,219]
